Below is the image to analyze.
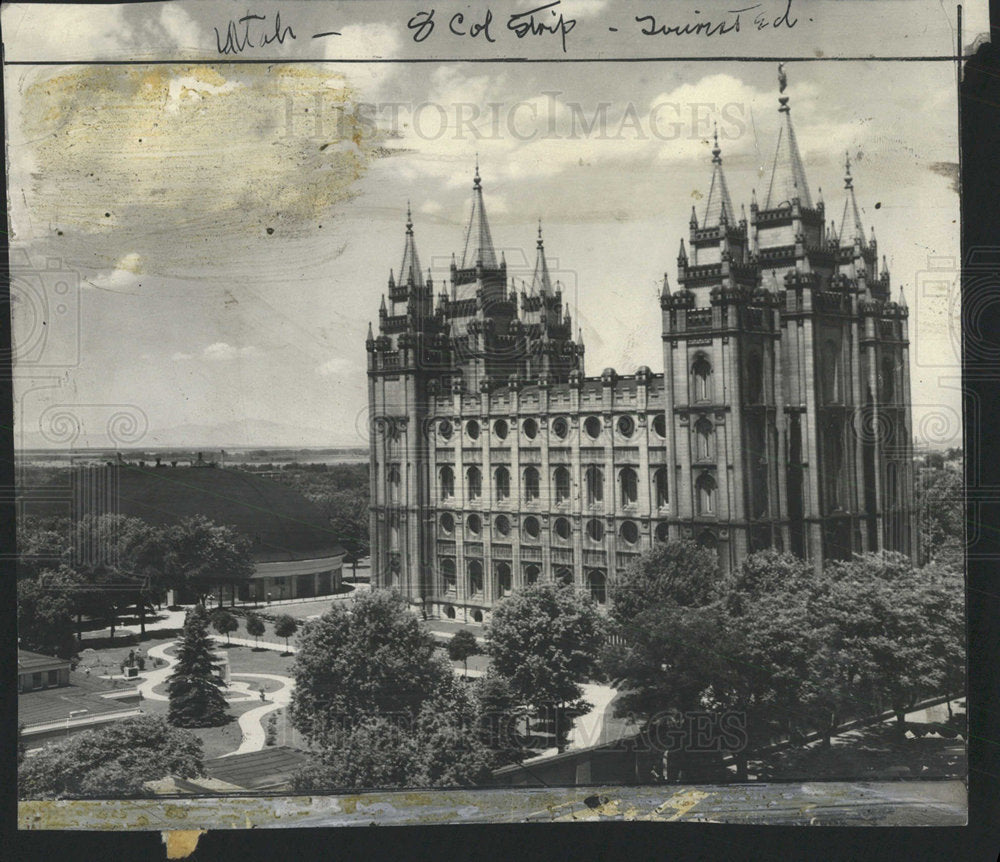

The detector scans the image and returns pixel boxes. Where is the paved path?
[220,672,295,756]
[567,683,619,750]
[137,641,177,702]
[210,634,298,653]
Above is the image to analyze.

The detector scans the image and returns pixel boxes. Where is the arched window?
[654,468,669,509]
[439,466,454,500]
[696,529,718,550]
[389,513,400,550]
[880,356,896,403]
[821,340,841,404]
[467,465,482,501]
[555,567,573,587]
[692,356,713,403]
[696,473,717,515]
[441,558,457,593]
[468,560,484,595]
[587,570,607,604]
[495,466,511,501]
[523,466,540,502]
[445,605,456,619]
[746,350,764,405]
[524,565,540,585]
[619,467,638,507]
[496,562,512,597]
[586,465,604,505]
[387,465,401,504]
[695,417,715,462]
[554,466,571,504]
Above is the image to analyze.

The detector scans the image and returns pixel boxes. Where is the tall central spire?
[702,125,735,227]
[530,220,553,295]
[763,64,813,210]
[461,158,498,269]
[398,201,424,287]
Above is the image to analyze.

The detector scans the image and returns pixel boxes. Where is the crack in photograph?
[5,0,986,834]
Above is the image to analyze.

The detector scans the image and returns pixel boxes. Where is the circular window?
[586,519,605,542]
[584,416,602,439]
[655,522,670,543]
[445,605,456,619]
[466,513,482,535]
[439,420,453,440]
[617,415,635,438]
[440,512,454,534]
[552,417,569,439]
[554,517,571,540]
[466,419,480,440]
[620,520,639,545]
[652,414,667,438]
[522,417,538,439]
[495,515,511,536]
[494,419,508,440]
[523,516,541,539]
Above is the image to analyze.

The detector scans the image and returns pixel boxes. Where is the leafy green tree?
[17,567,80,658]
[162,516,254,605]
[212,610,238,645]
[246,613,266,648]
[485,583,607,751]
[274,614,298,653]
[609,539,720,624]
[16,516,73,580]
[167,605,230,728]
[289,589,450,747]
[447,629,479,675]
[916,464,964,568]
[17,715,204,799]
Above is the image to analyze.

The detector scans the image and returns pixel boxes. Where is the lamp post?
[66,709,88,738]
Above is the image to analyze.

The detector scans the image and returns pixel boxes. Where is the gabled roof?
[460,165,498,269]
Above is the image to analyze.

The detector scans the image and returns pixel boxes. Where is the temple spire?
[398,201,424,287]
[764,65,813,209]
[531,220,553,295]
[839,152,865,246]
[461,160,498,269]
[702,124,735,228]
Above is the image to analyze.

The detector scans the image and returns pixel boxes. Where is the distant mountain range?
[17,418,369,450]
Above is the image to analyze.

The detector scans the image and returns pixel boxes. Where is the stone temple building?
[366,76,917,623]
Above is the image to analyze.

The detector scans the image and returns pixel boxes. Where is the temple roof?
[838,153,865,246]
[460,163,498,269]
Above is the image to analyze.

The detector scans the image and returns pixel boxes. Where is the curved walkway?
[137,641,178,702]
[219,672,294,756]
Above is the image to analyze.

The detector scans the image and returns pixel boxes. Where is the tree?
[17,715,204,799]
[17,567,79,659]
[447,629,479,675]
[609,539,720,624]
[16,516,73,580]
[212,610,238,645]
[162,516,254,605]
[485,583,607,751]
[289,589,450,747]
[167,605,230,728]
[274,614,299,653]
[246,613,266,648]
[916,464,964,569]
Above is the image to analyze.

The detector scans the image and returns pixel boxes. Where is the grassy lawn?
[137,696,261,759]
[221,644,296,677]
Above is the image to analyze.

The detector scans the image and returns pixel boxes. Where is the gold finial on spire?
[778,62,788,94]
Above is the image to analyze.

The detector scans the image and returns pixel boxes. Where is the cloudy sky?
[4,1,981,449]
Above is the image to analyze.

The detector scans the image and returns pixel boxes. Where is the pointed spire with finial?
[764,64,813,209]
[397,201,424,287]
[690,205,698,229]
[461,158,498,269]
[838,151,865,246]
[366,321,374,343]
[702,123,736,228]
[898,284,907,307]
[661,272,671,298]
[530,219,553,295]
[678,238,688,262]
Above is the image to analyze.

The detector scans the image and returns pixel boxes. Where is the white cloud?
[316,357,353,377]
[85,253,143,293]
[173,342,260,362]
